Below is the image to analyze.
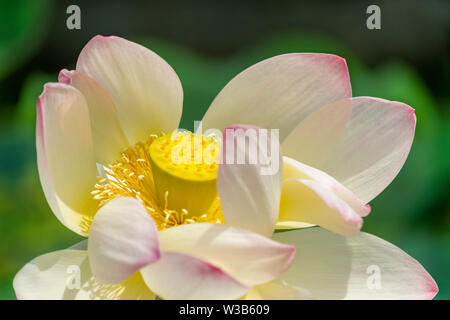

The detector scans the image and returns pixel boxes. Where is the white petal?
[279,178,363,236]
[88,197,161,284]
[273,228,438,300]
[217,125,282,237]
[77,35,183,144]
[202,53,351,141]
[37,83,99,236]
[13,246,155,300]
[244,282,314,300]
[59,69,129,164]
[141,252,248,300]
[282,97,416,203]
[157,223,295,287]
[283,156,370,217]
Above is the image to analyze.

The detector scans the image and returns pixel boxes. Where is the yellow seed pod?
[149,132,220,217]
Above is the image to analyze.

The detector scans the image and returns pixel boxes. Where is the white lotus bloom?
[13,36,437,300]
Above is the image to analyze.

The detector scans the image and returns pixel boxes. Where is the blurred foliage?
[0,0,50,81]
[0,2,448,300]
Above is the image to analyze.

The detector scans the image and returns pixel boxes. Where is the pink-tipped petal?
[88,197,161,285]
[76,35,183,144]
[140,252,249,300]
[202,53,351,140]
[36,83,98,236]
[58,69,129,164]
[218,125,282,237]
[13,245,155,300]
[273,228,438,300]
[282,97,416,203]
[283,156,370,217]
[158,223,295,287]
[280,178,363,236]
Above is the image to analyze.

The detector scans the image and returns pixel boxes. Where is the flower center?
[150,132,220,216]
[92,132,223,231]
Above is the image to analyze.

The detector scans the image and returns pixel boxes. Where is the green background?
[0,0,449,299]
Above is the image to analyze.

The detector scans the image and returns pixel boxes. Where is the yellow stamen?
[92,133,223,231]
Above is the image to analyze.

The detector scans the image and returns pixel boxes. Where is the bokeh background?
[0,0,449,299]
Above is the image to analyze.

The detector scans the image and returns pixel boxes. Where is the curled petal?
[77,35,183,143]
[88,197,161,284]
[279,178,363,236]
[58,69,129,164]
[37,83,98,236]
[283,157,370,217]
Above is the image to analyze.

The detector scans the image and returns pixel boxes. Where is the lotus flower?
[13,35,437,300]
